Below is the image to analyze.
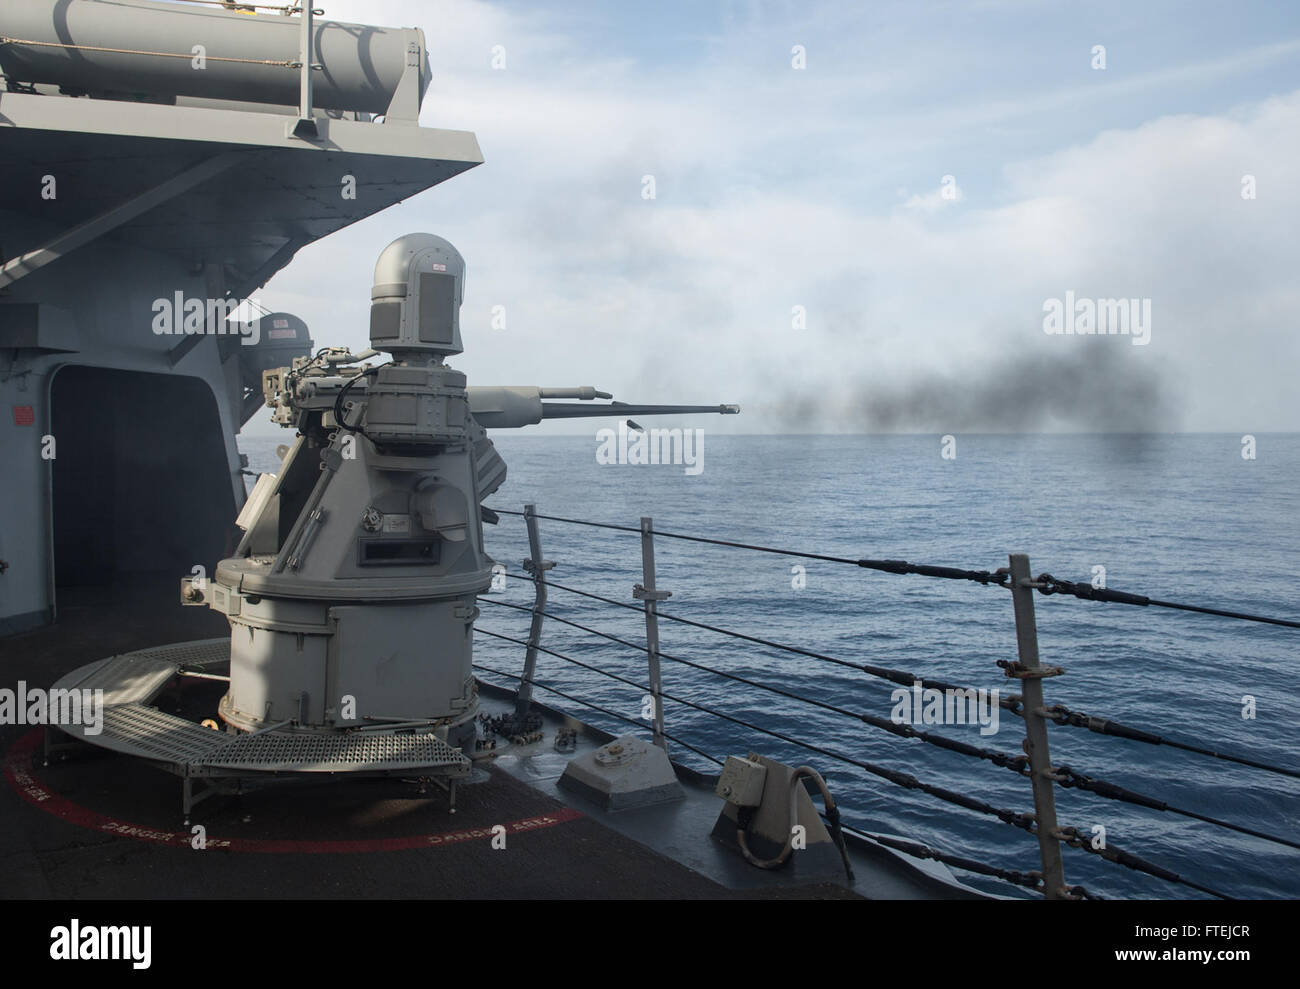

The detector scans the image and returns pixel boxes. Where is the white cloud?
[245,1,1300,435]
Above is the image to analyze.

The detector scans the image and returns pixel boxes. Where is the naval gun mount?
[47,233,737,819]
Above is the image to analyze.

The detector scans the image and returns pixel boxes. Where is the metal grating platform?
[47,640,470,779]
[98,702,228,763]
[204,731,469,773]
[63,654,178,706]
[128,639,230,668]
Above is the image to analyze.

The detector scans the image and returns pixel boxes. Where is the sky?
[242,0,1300,436]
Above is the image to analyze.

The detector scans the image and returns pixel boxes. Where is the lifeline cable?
[488,569,1300,781]
[479,595,1300,853]
[473,625,1228,899]
[490,507,1300,628]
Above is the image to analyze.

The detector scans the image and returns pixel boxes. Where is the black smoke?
[778,342,1181,433]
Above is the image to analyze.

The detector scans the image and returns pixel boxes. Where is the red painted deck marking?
[3,729,582,854]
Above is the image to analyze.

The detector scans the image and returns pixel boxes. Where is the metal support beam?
[1007,553,1069,900]
[634,517,672,752]
[384,39,425,123]
[292,2,317,138]
[0,152,244,290]
[515,504,552,718]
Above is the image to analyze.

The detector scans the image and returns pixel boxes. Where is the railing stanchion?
[634,516,672,752]
[1007,552,1069,900]
[516,503,552,718]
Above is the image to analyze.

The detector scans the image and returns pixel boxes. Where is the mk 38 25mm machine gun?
[203,233,738,768]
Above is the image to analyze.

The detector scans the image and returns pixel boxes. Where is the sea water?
[240,432,1300,899]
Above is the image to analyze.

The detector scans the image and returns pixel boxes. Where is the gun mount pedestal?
[210,235,491,755]
[47,232,738,820]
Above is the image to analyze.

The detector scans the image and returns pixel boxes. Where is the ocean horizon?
[240,431,1300,899]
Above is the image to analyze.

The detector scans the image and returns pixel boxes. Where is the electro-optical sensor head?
[369,233,465,359]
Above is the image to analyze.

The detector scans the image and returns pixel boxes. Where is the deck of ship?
[0,578,982,900]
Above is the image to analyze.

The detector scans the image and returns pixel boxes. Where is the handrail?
[473,653,1090,896]
[479,590,1300,861]
[476,505,1292,900]
[488,570,1300,782]
[472,622,1230,900]
[489,506,1300,630]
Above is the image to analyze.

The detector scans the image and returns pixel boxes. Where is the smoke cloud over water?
[770,343,1181,433]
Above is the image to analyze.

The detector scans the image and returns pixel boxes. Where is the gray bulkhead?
[0,0,483,634]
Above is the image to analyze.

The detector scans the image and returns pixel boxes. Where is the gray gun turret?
[212,233,738,754]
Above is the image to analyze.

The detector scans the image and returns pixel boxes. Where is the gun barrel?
[537,387,613,400]
[540,402,740,419]
[468,385,739,428]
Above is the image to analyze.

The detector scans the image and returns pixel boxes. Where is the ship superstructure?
[1,2,1294,908]
[0,0,481,635]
